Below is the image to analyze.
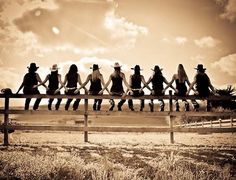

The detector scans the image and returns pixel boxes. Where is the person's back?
[111,73,124,93]
[175,78,187,96]
[89,74,102,94]
[23,72,38,89]
[151,73,164,93]
[48,72,59,90]
[195,72,210,97]
[66,73,78,88]
[131,74,142,89]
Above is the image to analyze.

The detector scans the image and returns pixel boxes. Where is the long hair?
[112,67,121,78]
[68,64,78,75]
[92,69,101,81]
[177,64,188,83]
[153,69,162,77]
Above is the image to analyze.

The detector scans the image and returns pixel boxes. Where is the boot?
[160,105,165,112]
[176,104,180,112]
[185,103,190,111]
[149,102,154,112]
[129,106,134,111]
[93,103,96,111]
[97,104,101,111]
[109,99,115,111]
[117,104,122,111]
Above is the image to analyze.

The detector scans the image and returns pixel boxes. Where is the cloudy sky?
[0,0,236,93]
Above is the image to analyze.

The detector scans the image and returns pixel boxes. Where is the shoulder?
[173,74,177,79]
[88,74,92,78]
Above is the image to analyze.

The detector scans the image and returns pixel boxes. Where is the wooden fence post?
[169,90,174,144]
[231,117,233,127]
[84,94,88,142]
[3,95,9,146]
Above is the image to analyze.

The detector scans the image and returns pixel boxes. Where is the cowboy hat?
[27,63,39,71]
[131,65,143,71]
[50,64,60,72]
[194,64,206,71]
[151,65,163,71]
[112,62,122,68]
[90,64,100,70]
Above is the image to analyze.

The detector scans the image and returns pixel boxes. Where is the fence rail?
[1,91,236,146]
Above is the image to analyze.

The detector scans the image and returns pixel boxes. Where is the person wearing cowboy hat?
[127,65,151,111]
[186,64,216,111]
[75,64,108,111]
[16,63,46,110]
[36,64,63,110]
[145,65,170,112]
[163,64,191,111]
[99,62,131,111]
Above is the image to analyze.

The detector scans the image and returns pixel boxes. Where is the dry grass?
[0,144,235,180]
[0,132,236,180]
[0,103,235,179]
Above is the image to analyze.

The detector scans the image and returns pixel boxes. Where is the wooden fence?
[0,90,236,146]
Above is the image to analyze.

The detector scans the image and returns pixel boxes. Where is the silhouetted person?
[16,63,46,110]
[75,64,107,111]
[146,65,169,112]
[164,64,191,111]
[187,64,216,111]
[99,62,130,111]
[58,64,84,111]
[127,65,151,111]
[38,64,63,110]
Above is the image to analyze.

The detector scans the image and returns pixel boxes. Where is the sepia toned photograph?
[0,0,236,179]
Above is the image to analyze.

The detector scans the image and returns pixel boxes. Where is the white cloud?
[161,36,187,45]
[212,53,236,77]
[104,10,148,48]
[161,37,170,43]
[194,36,221,48]
[175,36,187,45]
[219,0,236,22]
[0,67,20,90]
[190,55,206,64]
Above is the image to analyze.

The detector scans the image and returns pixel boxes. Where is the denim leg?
[65,99,73,110]
[25,98,31,110]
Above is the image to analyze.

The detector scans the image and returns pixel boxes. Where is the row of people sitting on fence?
[15,62,216,112]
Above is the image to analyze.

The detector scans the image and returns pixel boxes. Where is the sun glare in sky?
[52,26,60,35]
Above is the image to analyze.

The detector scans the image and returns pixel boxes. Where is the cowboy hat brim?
[27,66,39,69]
[131,68,143,70]
[194,67,206,70]
[50,68,60,72]
[151,68,163,71]
[90,67,101,69]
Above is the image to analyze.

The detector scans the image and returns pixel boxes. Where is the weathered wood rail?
[0,91,236,146]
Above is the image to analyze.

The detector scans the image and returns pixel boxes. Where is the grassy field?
[0,132,236,180]
[0,103,236,179]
